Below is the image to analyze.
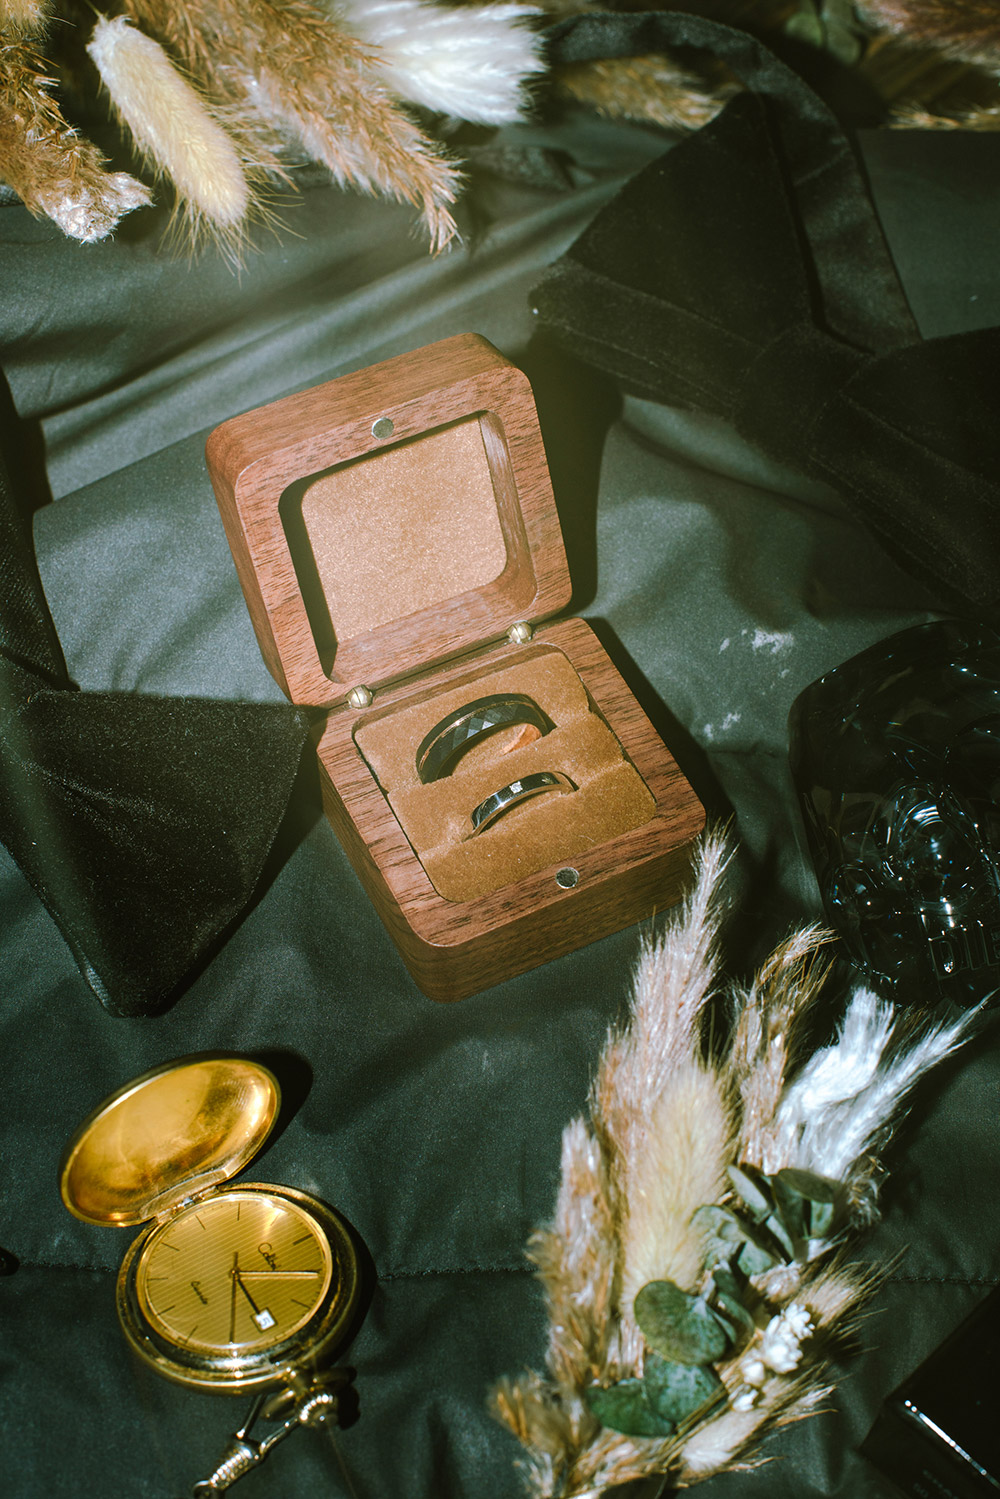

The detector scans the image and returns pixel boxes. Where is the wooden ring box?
[206,334,705,1000]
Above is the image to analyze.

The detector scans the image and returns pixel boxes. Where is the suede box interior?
[282,416,511,669]
[353,646,656,902]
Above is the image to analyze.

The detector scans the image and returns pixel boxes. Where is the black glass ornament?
[789,620,1000,1009]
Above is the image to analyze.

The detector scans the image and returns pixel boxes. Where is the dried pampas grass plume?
[858,0,1000,68]
[3,0,47,29]
[120,0,462,251]
[596,837,733,1319]
[494,830,979,1497]
[728,925,831,1170]
[554,55,733,132]
[87,16,252,244]
[0,19,151,242]
[335,0,545,125]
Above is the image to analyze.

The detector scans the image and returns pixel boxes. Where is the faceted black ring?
[469,771,575,835]
[416,694,551,784]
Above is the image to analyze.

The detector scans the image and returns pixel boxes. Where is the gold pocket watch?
[60,1055,361,1491]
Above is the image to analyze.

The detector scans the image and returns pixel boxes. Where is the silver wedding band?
[469,771,575,835]
[416,693,551,784]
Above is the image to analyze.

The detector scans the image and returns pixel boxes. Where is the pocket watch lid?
[59,1054,280,1227]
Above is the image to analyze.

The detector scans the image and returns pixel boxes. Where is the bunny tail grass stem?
[596,834,734,1313]
[87,16,251,236]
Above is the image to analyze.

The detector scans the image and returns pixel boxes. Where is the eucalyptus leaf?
[737,1213,788,1270]
[823,0,866,66]
[727,1164,773,1222]
[694,1204,746,1245]
[809,1198,836,1238]
[784,10,825,48]
[695,1203,782,1274]
[635,1280,731,1365]
[826,0,861,24]
[694,1204,749,1271]
[764,1211,796,1260]
[826,25,865,66]
[586,1379,675,1438]
[776,1168,839,1204]
[772,1174,806,1243]
[711,1267,756,1342]
[774,1168,843,1245]
[645,1351,725,1425]
[783,0,865,64]
[736,1235,780,1275]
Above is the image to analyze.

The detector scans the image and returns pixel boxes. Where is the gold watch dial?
[135,1189,334,1356]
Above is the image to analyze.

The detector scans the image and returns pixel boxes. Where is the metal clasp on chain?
[189,1369,352,1495]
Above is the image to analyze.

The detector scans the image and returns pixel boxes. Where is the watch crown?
[298,1390,340,1427]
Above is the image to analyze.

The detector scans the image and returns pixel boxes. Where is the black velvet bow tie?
[0,377,310,1017]
[535,12,1000,620]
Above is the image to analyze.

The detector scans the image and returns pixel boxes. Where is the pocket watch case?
[206,333,705,1000]
[59,1055,360,1393]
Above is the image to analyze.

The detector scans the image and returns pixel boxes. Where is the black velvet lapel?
[534,13,1000,618]
[0,376,310,1017]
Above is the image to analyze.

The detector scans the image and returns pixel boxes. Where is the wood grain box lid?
[205,334,572,708]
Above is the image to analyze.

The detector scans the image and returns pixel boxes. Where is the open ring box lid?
[59,1056,280,1227]
[206,334,704,1000]
[205,334,570,708]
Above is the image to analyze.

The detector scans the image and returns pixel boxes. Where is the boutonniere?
[494,836,974,1497]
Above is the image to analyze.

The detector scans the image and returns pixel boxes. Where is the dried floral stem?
[529,1118,618,1390]
[2,0,48,32]
[334,0,545,125]
[0,27,151,240]
[729,926,831,1170]
[494,830,978,1497]
[858,1,1000,68]
[554,56,732,132]
[119,0,460,248]
[595,839,733,1318]
[890,100,1000,130]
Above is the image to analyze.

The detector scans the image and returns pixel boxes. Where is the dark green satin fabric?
[1,98,999,1499]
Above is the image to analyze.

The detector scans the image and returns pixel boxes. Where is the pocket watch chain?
[187,1369,356,1496]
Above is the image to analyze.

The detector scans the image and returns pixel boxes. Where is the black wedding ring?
[469,771,575,834]
[416,693,551,784]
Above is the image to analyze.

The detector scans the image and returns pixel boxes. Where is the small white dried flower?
[753,1261,803,1300]
[731,1386,760,1412]
[739,1356,766,1388]
[759,1304,813,1373]
[782,1302,813,1339]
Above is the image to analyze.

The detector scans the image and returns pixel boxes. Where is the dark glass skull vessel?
[789,619,1000,1008]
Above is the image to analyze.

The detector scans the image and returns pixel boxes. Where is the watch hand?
[232,1266,279,1332]
[229,1252,238,1345]
[233,1268,263,1316]
[235,1269,322,1279]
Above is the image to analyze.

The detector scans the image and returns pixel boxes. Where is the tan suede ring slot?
[353,646,656,901]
